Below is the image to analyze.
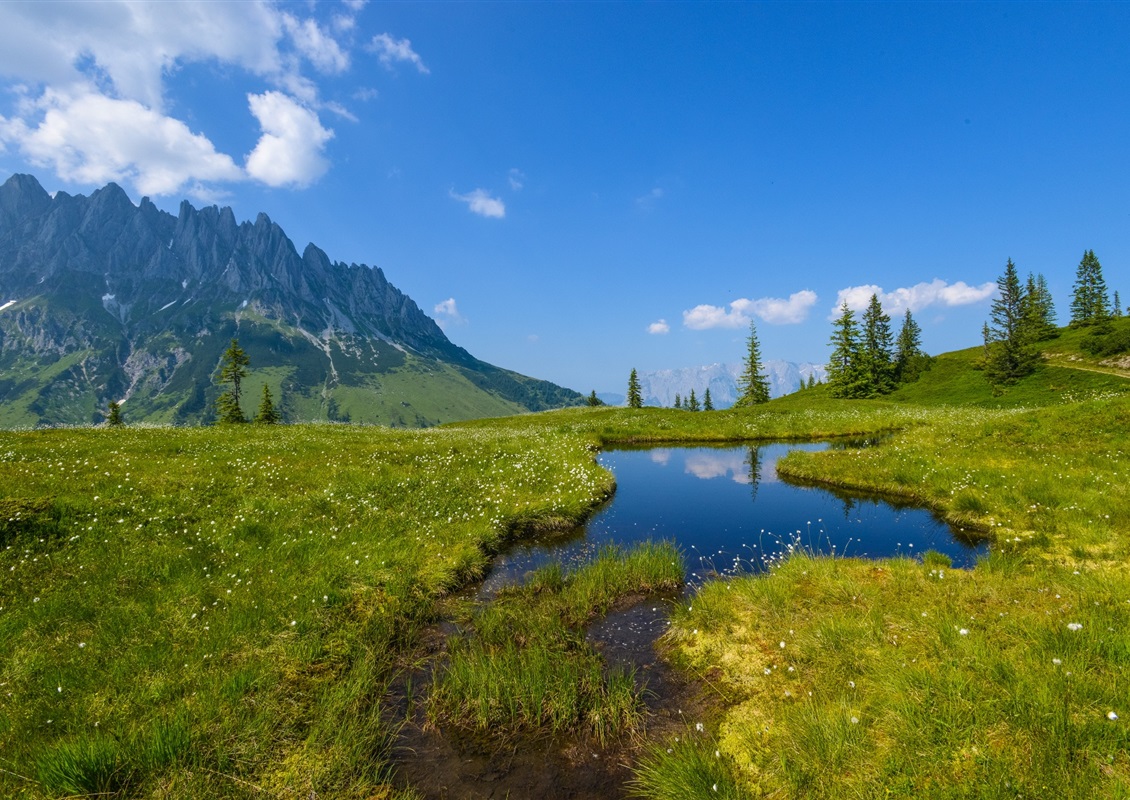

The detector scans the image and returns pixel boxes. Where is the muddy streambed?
[391,442,987,798]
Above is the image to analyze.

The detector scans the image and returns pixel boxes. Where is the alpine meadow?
[3,3,1130,798]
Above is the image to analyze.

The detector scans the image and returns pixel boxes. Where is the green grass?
[3,321,1130,798]
[0,423,613,798]
[429,542,683,745]
[665,552,1130,798]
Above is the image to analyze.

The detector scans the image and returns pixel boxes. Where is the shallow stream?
[392,441,986,798]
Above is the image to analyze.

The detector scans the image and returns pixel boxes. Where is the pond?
[482,441,986,593]
[393,441,989,799]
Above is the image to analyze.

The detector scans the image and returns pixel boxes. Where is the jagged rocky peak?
[0,173,53,223]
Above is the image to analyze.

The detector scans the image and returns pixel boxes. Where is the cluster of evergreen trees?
[672,387,715,411]
[615,246,1129,411]
[826,297,928,399]
[981,250,1122,385]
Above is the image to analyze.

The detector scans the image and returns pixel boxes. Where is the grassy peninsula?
[2,322,1129,798]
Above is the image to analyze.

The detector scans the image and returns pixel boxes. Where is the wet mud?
[390,596,709,800]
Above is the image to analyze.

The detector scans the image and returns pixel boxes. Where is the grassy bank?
[659,552,1130,798]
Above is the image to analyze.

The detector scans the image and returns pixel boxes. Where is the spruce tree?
[254,384,281,424]
[703,387,714,411]
[1023,272,1058,340]
[734,321,771,407]
[687,388,700,411]
[1114,291,1123,318]
[861,294,895,395]
[673,393,682,409]
[827,302,866,398]
[806,373,816,390]
[627,369,643,408]
[1070,250,1110,326]
[985,259,1038,384]
[106,400,124,427]
[586,390,603,406]
[894,309,927,384]
[215,338,250,424]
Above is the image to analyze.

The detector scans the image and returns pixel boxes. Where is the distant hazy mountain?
[0,173,583,426]
[635,361,827,407]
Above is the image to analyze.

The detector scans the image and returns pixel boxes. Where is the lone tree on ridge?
[215,338,251,424]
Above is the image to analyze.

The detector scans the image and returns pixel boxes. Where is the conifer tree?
[734,321,771,406]
[703,387,714,411]
[827,302,867,398]
[673,393,682,409]
[894,309,927,384]
[627,369,643,408]
[215,338,250,424]
[1114,291,1123,318]
[1022,272,1058,340]
[687,388,700,411]
[1070,250,1110,326]
[106,400,124,427]
[586,390,603,406]
[254,384,281,424]
[985,259,1038,384]
[861,294,895,395]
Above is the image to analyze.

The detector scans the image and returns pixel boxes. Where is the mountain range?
[0,174,582,427]
[601,361,828,407]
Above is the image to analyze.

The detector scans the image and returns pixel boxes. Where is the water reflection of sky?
[480,443,988,594]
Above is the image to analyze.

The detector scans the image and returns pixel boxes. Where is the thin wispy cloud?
[450,188,505,219]
[683,290,818,330]
[433,297,465,328]
[368,33,430,74]
[508,168,526,191]
[832,279,995,318]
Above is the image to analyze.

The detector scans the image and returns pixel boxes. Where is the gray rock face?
[637,361,828,407]
[0,173,581,425]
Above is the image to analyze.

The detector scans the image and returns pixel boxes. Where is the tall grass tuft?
[429,541,683,744]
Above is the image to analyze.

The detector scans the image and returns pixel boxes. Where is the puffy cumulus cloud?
[450,188,505,219]
[1,88,242,196]
[0,1,383,196]
[368,33,430,74]
[683,290,818,330]
[245,92,334,188]
[0,1,286,111]
[647,319,670,335]
[433,297,465,329]
[832,279,996,317]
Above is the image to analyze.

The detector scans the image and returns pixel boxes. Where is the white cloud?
[832,279,996,317]
[281,13,350,74]
[245,91,333,188]
[508,168,526,191]
[683,290,817,330]
[0,1,373,195]
[368,33,429,74]
[0,1,287,111]
[1,87,242,196]
[450,188,505,219]
[433,297,465,328]
[647,319,670,335]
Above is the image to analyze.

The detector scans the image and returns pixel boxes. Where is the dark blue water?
[482,442,987,592]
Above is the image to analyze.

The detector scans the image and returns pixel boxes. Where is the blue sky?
[1,1,1127,394]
